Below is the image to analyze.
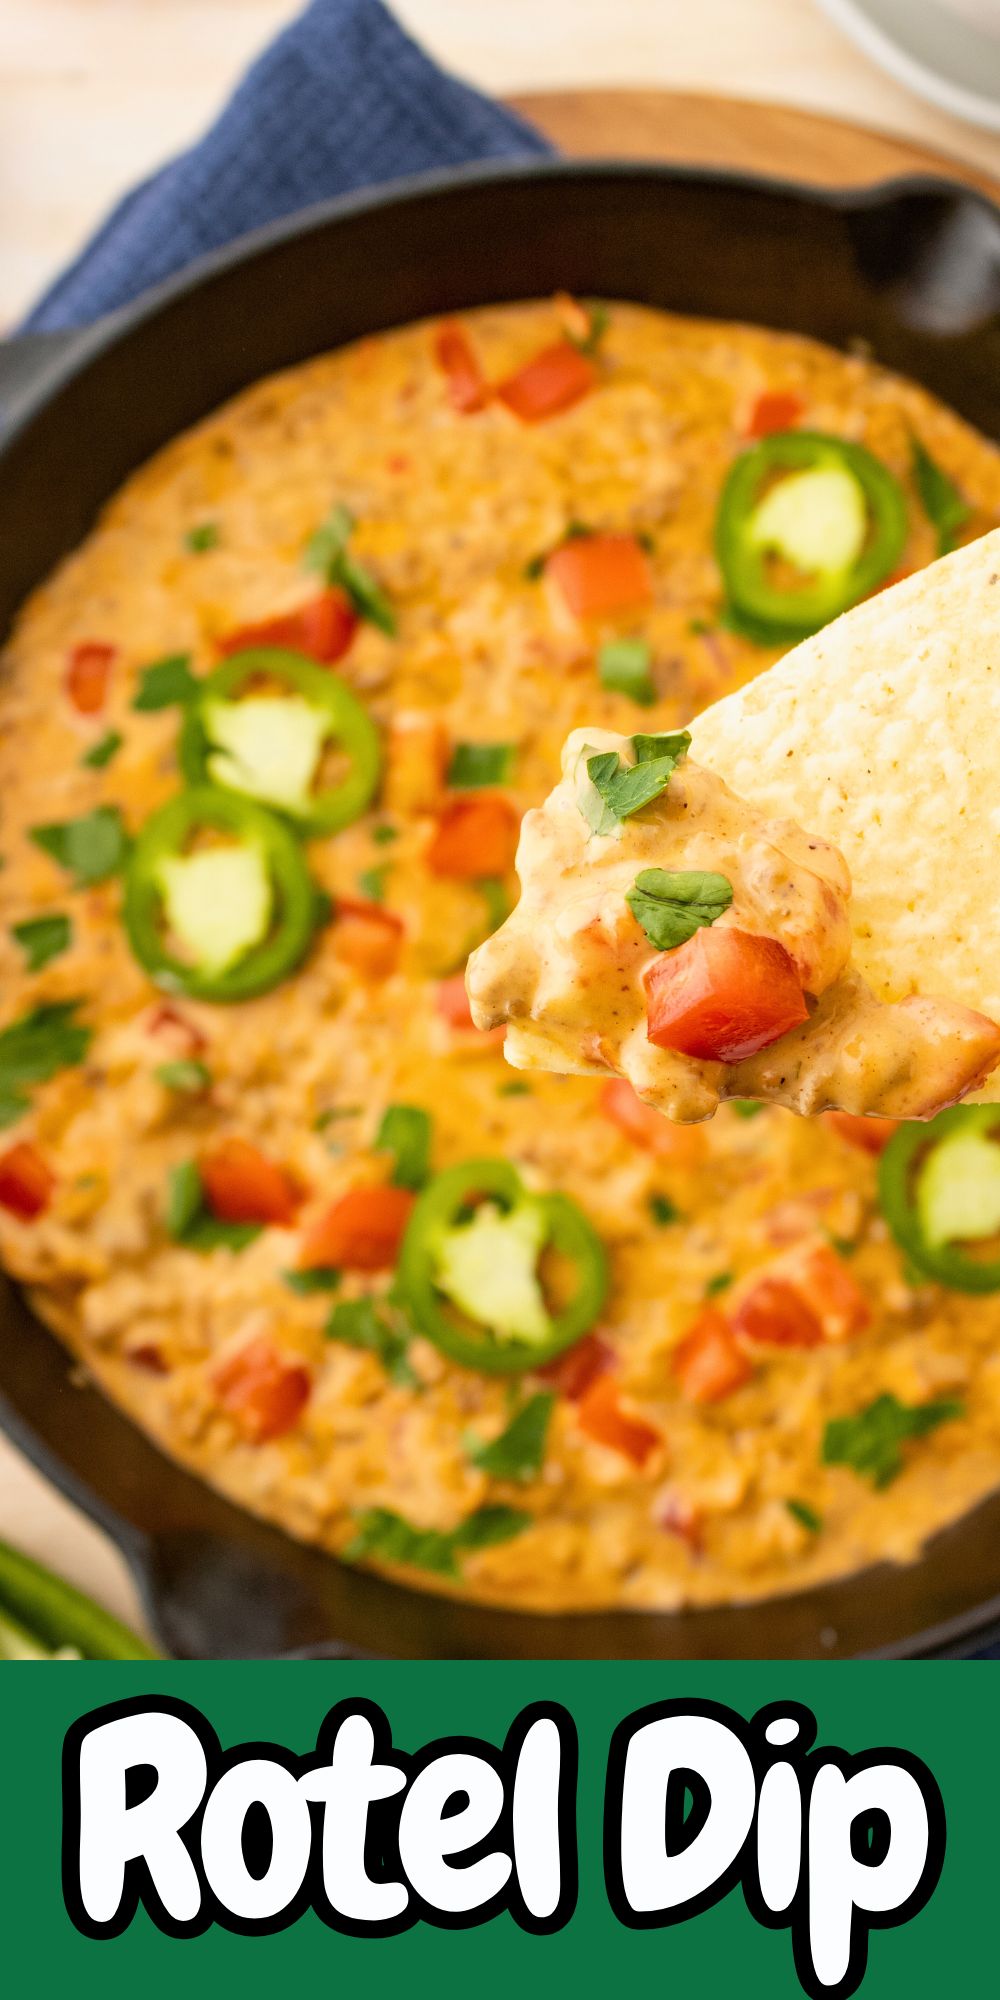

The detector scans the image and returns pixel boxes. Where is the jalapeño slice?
[178,648,380,834]
[715,430,907,640]
[397,1158,608,1375]
[123,785,319,1002]
[878,1105,1000,1293]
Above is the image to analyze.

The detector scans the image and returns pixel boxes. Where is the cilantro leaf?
[566,301,609,356]
[626,867,733,950]
[910,436,969,557]
[325,1296,416,1387]
[631,731,692,765]
[154,1059,211,1095]
[786,1498,822,1534]
[81,729,123,770]
[648,1192,680,1226]
[375,1103,431,1191]
[132,654,198,711]
[597,638,655,706]
[344,1502,530,1577]
[822,1393,963,1490]
[283,1266,342,1296]
[0,1000,92,1128]
[30,806,128,886]
[11,913,72,972]
[447,742,516,788]
[357,865,390,904]
[184,522,220,554]
[164,1159,261,1253]
[466,1391,554,1481]
[304,504,396,635]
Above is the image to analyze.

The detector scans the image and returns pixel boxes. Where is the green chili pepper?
[396,1157,607,1375]
[0,1538,156,1659]
[878,1105,1000,1292]
[715,431,907,639]
[123,786,319,1003]
[178,648,380,834]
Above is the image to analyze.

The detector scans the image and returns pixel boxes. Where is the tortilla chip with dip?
[468,529,1000,1121]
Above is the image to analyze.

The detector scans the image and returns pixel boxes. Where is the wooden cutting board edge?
[510,87,1000,202]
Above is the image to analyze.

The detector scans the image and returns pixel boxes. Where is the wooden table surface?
[1,0,998,1647]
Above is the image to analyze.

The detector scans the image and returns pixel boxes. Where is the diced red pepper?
[217,588,358,664]
[729,1274,823,1349]
[0,1142,54,1221]
[434,319,489,413]
[576,1372,660,1466]
[212,1337,310,1443]
[384,715,450,814]
[127,1341,170,1375]
[145,1002,208,1056]
[427,793,520,880]
[435,972,476,1029]
[496,340,597,423]
[298,1183,414,1273]
[65,641,115,715]
[546,533,653,620]
[200,1137,300,1228]
[599,1078,708,1166]
[333,898,404,980]
[822,1110,900,1155]
[745,390,803,438]
[656,1492,703,1553]
[776,1241,871,1342]
[645,927,808,1063]
[538,1330,614,1401]
[674,1308,752,1404]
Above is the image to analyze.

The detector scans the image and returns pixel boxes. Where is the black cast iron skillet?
[3,159,1000,1659]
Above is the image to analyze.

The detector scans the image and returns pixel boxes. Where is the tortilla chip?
[689,528,1000,1089]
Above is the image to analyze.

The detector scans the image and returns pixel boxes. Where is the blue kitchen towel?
[23,0,551,332]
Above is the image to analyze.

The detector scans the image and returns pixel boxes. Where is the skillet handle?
[130,1529,376,1661]
[0,330,89,431]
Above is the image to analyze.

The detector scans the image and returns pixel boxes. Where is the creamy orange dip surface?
[4,298,1000,1615]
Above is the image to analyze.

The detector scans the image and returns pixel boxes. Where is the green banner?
[2,1663,989,1995]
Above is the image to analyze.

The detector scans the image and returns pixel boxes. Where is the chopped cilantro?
[565,300,609,356]
[375,1103,431,1191]
[648,1191,680,1226]
[357,865,389,904]
[731,1099,765,1119]
[372,822,399,846]
[154,1059,211,1095]
[581,746,683,836]
[164,1159,261,1253]
[705,1271,734,1298]
[30,806,128,886]
[314,1106,361,1131]
[132,654,198,710]
[304,504,396,635]
[447,742,516,788]
[498,1079,532,1098]
[283,1266,342,1296]
[822,1393,963,1490]
[325,1296,416,1387]
[0,1001,92,1128]
[465,1392,554,1481]
[627,868,733,951]
[344,1502,530,1577]
[597,638,655,706]
[184,521,220,554]
[11,914,71,972]
[910,435,969,557]
[81,729,123,770]
[786,1498,822,1534]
